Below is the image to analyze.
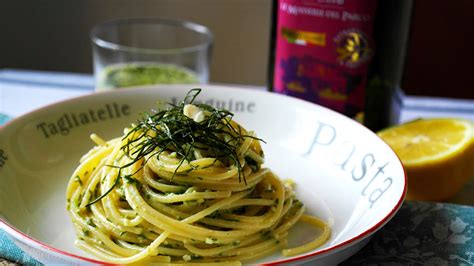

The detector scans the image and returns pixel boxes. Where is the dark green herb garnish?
[294,199,304,209]
[138,233,148,241]
[86,89,264,207]
[244,156,260,172]
[123,88,263,182]
[122,175,137,184]
[86,218,96,227]
[260,229,273,240]
[74,176,83,186]
[222,217,240,222]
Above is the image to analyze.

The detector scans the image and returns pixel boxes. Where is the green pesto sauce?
[99,63,200,89]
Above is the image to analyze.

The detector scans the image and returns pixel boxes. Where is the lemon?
[378,118,474,201]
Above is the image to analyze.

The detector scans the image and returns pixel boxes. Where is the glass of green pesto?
[91,18,213,91]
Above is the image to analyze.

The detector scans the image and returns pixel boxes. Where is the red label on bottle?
[273,0,377,118]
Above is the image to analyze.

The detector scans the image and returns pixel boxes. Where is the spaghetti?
[66,89,330,264]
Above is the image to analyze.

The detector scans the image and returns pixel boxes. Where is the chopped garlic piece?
[183,104,199,118]
[182,254,192,261]
[205,237,217,244]
[284,179,295,188]
[183,104,206,123]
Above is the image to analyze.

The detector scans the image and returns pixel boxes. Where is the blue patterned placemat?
[0,113,10,125]
[343,201,474,265]
[0,230,40,265]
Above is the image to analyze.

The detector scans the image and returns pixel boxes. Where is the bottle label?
[273,0,377,119]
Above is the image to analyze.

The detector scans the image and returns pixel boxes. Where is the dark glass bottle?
[268,0,412,132]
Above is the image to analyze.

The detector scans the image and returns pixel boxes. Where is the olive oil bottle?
[268,0,413,131]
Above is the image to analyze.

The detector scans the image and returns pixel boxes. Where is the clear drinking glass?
[91,17,213,91]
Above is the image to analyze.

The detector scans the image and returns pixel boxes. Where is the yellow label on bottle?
[281,27,326,46]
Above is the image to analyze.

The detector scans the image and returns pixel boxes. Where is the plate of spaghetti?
[0,85,406,265]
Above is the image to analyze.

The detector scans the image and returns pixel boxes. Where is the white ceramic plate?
[0,85,406,265]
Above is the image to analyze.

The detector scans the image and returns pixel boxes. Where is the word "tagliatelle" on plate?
[36,102,131,138]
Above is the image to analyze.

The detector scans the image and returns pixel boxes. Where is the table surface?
[1,69,474,265]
